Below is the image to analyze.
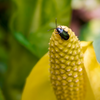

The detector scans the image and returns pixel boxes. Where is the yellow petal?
[21,41,99,100]
[80,41,93,53]
[80,41,95,100]
[83,42,100,100]
[21,53,56,100]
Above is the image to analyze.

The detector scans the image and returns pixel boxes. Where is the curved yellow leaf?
[84,42,100,100]
[21,53,56,100]
[21,41,98,100]
[80,41,93,53]
[81,41,95,100]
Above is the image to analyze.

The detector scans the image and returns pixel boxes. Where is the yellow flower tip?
[81,41,93,53]
[53,26,71,40]
[49,25,86,100]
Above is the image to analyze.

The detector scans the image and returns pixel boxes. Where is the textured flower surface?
[21,26,100,100]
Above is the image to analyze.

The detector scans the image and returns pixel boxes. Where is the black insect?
[48,18,69,40]
[56,27,69,40]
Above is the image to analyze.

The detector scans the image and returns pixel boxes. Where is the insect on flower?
[48,18,69,40]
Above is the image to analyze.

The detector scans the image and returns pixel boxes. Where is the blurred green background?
[0,0,100,100]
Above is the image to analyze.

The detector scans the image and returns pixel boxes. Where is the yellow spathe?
[21,25,99,100]
[21,41,100,100]
[84,43,100,100]
[21,53,56,100]
[21,25,100,100]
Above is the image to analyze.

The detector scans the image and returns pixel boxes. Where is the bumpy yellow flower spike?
[49,26,85,100]
[21,26,100,100]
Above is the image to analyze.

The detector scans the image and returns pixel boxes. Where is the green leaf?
[0,88,5,100]
[10,0,38,35]
[0,27,8,87]
[28,0,72,57]
[13,32,39,58]
[3,34,39,100]
[11,0,72,57]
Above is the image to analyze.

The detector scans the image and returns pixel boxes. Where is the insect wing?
[60,30,69,40]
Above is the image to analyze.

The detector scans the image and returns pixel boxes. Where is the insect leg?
[55,33,59,34]
[59,25,62,29]
[61,37,63,40]
[55,18,57,28]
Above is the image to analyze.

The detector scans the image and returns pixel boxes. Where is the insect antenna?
[48,18,58,31]
[48,28,56,31]
[55,18,57,28]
